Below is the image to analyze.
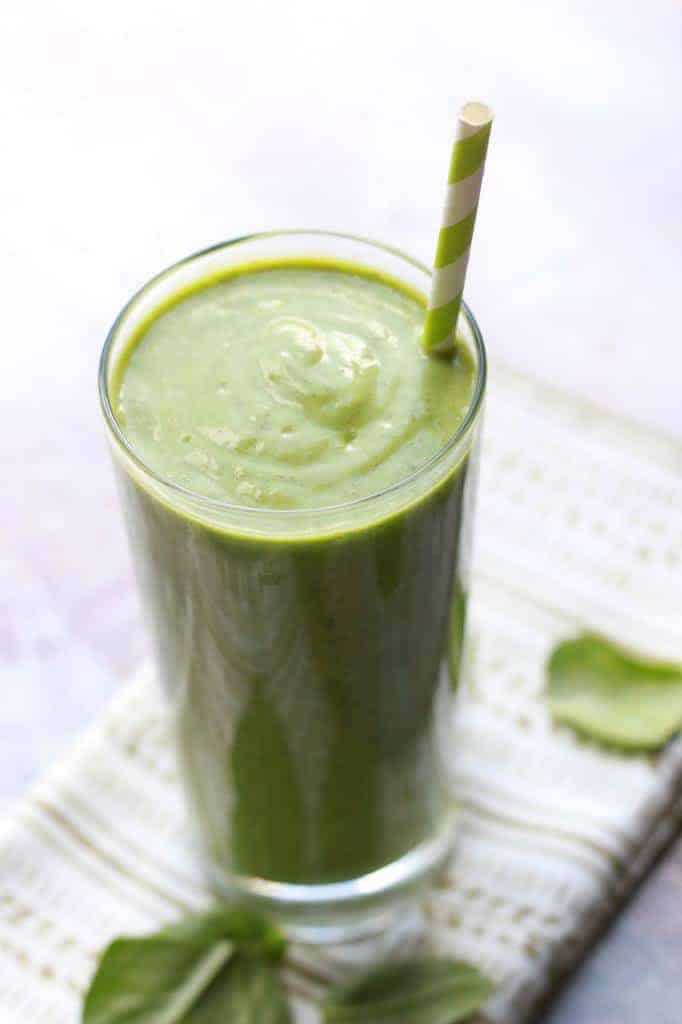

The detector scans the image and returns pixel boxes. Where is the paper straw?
[422,101,493,354]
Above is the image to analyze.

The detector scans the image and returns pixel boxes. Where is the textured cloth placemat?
[1,362,681,1023]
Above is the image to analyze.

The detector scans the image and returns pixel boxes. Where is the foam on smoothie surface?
[113,260,476,509]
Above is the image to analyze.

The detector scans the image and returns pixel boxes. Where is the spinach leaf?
[323,958,493,1023]
[547,633,682,751]
[82,907,290,1024]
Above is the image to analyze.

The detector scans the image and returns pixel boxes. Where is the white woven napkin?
[1,362,681,1023]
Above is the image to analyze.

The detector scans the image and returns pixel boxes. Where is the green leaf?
[82,937,235,1023]
[171,954,292,1024]
[547,633,682,751]
[323,958,493,1024]
[82,908,290,1024]
[156,907,285,960]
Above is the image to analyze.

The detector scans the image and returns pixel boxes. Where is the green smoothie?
[107,257,480,891]
[113,262,475,508]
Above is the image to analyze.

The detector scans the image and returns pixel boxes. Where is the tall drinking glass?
[98,231,486,941]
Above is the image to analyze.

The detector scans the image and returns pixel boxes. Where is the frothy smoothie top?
[113,262,477,509]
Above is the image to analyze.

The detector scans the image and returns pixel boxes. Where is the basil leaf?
[547,633,682,751]
[156,907,285,960]
[323,958,493,1023]
[82,936,235,1023]
[174,954,292,1024]
[82,908,289,1024]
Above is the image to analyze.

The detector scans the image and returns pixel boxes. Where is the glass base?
[205,813,456,944]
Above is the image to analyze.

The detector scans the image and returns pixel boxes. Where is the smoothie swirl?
[114,262,475,509]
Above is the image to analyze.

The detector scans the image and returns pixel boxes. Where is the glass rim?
[98,229,487,519]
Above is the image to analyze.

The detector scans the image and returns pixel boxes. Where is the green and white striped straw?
[422,101,493,354]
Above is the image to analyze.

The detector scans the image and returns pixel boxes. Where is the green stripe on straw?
[422,295,463,352]
[447,122,492,183]
[422,101,493,355]
[434,210,476,267]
